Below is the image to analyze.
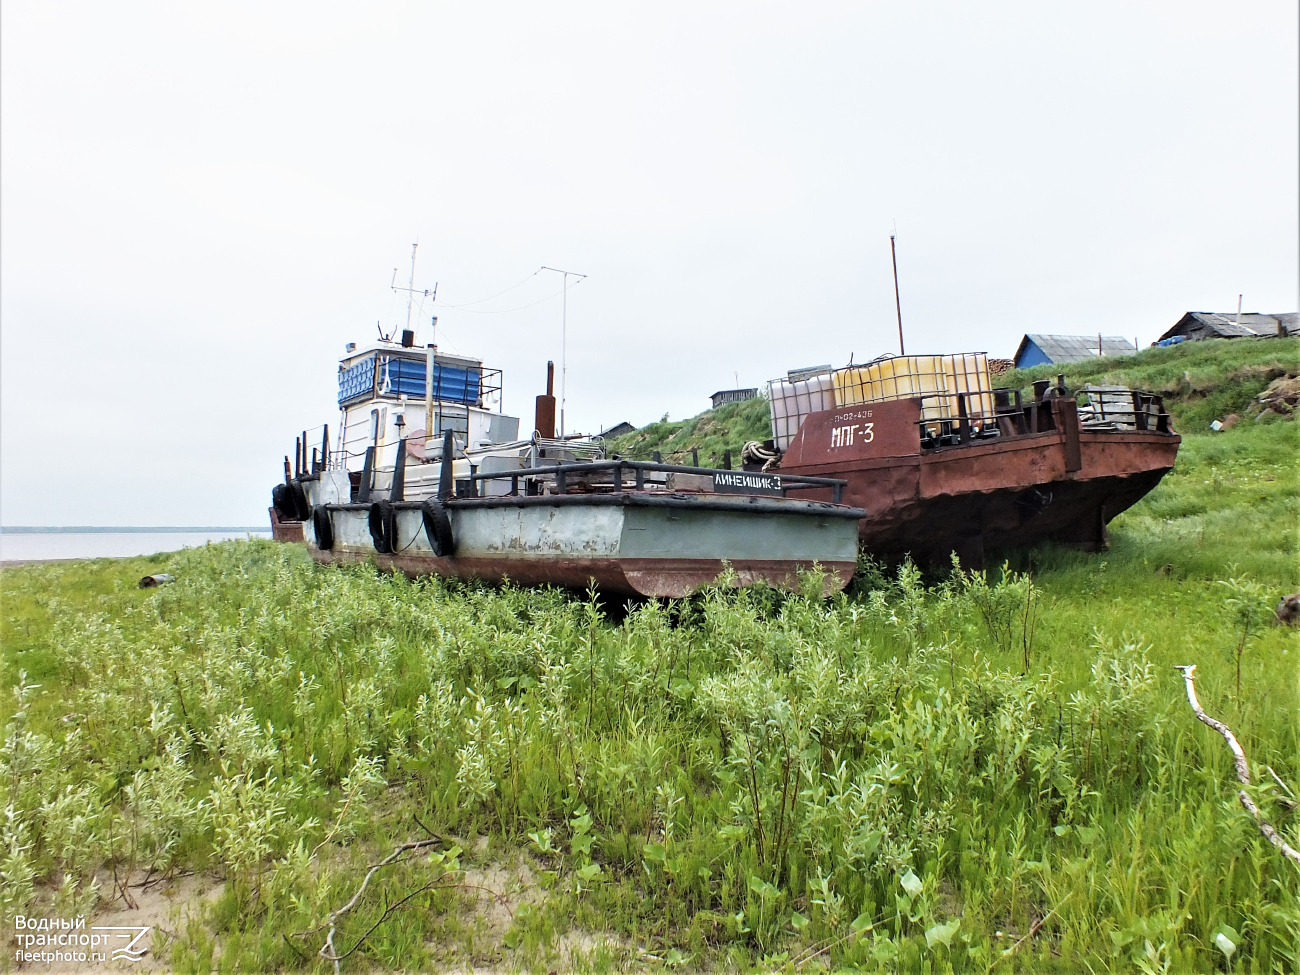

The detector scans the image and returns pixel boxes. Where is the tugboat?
[765,353,1180,564]
[270,287,864,598]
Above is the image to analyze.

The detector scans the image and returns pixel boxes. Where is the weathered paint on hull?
[298,493,861,598]
[779,398,1180,562]
[310,548,854,598]
[269,506,303,543]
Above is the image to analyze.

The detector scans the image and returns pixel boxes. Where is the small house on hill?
[598,421,636,439]
[710,388,758,409]
[1013,334,1137,369]
[1158,311,1298,343]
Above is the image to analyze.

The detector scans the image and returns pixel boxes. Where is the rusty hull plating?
[777,393,1180,563]
[310,549,854,599]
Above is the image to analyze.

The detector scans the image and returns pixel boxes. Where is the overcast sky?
[2,2,1296,526]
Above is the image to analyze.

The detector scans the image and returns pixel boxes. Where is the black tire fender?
[271,483,296,520]
[289,478,311,520]
[421,498,455,557]
[368,501,396,554]
[312,506,334,551]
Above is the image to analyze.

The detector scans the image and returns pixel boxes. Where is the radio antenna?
[390,241,437,341]
[890,234,905,356]
[405,242,418,332]
[539,265,588,437]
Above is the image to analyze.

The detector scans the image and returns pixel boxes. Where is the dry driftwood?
[317,837,443,972]
[294,828,513,974]
[1175,665,1300,867]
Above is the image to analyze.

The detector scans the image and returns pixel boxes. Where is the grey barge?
[290,454,862,597]
[271,311,863,597]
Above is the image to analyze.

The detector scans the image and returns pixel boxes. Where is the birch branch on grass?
[1175,664,1300,867]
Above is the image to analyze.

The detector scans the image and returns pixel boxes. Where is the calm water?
[0,530,272,562]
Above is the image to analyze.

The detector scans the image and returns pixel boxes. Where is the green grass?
[1002,336,1299,432]
[2,345,1298,973]
[606,394,773,465]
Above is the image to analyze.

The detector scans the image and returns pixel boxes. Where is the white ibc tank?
[769,374,836,451]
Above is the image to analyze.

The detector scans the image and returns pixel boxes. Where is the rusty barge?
[271,311,864,597]
[764,354,1180,563]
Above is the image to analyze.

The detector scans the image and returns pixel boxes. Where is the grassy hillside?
[607,337,1299,461]
[606,394,773,465]
[1001,336,1299,432]
[1,342,1298,973]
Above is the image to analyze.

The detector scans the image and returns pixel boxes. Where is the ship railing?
[526,434,607,466]
[907,391,1005,449]
[316,431,611,505]
[912,381,1171,450]
[283,423,334,480]
[914,384,1062,448]
[1077,385,1170,431]
[468,459,849,505]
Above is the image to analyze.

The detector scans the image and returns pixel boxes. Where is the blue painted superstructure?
[338,358,376,404]
[338,354,481,407]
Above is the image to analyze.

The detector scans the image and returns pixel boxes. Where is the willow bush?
[3,529,1297,973]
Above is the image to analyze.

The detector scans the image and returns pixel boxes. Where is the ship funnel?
[535,361,557,438]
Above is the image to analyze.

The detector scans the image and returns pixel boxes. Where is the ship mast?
[406,242,418,333]
[890,234,905,356]
[540,265,587,438]
[391,241,436,342]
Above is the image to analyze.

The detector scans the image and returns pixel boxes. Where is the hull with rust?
[292,491,862,598]
[777,396,1180,562]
